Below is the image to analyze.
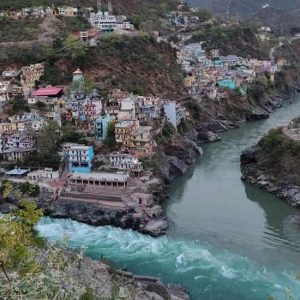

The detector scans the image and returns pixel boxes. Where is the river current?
[37,97,300,300]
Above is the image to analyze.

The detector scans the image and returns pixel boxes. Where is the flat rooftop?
[6,168,30,176]
[71,172,129,182]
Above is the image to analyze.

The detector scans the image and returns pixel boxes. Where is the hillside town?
[177,41,285,100]
[0,0,296,226]
[0,0,291,236]
[0,56,188,234]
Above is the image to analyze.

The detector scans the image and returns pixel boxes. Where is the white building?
[0,81,10,102]
[109,152,143,172]
[118,97,136,120]
[163,101,185,129]
[90,11,134,32]
[69,171,129,187]
[27,168,60,181]
[90,11,118,31]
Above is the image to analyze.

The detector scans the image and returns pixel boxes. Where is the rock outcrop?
[241,142,300,208]
[67,252,190,300]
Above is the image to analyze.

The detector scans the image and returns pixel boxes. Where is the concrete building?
[163,101,185,129]
[57,6,78,16]
[27,168,60,181]
[84,99,102,119]
[94,114,111,140]
[115,120,139,145]
[65,144,94,173]
[90,11,117,31]
[90,11,134,32]
[130,126,154,156]
[69,171,129,187]
[109,152,143,173]
[118,97,136,120]
[0,81,10,102]
[31,86,64,105]
[20,63,44,96]
[1,131,36,161]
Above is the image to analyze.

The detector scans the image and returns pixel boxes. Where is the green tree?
[6,94,30,116]
[69,77,96,95]
[128,15,142,30]
[0,182,43,275]
[64,36,88,63]
[195,10,212,22]
[37,121,61,155]
[104,122,116,149]
[20,182,40,197]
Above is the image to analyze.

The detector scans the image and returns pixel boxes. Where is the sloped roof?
[32,86,63,97]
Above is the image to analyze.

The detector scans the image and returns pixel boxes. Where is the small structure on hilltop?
[89,1,134,32]
[72,68,84,82]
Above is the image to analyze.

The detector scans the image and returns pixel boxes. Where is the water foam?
[37,217,300,300]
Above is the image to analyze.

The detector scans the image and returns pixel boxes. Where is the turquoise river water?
[37,97,300,300]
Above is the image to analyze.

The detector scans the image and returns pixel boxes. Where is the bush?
[20,182,40,197]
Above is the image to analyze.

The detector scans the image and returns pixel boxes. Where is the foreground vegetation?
[0,182,147,299]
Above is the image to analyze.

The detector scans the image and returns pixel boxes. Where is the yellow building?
[0,122,17,133]
[184,76,196,88]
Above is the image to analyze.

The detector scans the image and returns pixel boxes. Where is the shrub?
[20,182,40,197]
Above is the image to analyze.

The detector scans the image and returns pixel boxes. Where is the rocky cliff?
[241,128,300,208]
[65,250,190,300]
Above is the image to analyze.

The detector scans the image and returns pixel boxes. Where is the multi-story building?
[109,152,143,175]
[118,97,136,121]
[20,63,44,96]
[163,101,185,129]
[90,11,117,31]
[90,11,134,32]
[136,96,161,120]
[84,99,102,119]
[0,122,17,133]
[65,144,94,173]
[1,130,36,161]
[115,120,139,146]
[94,114,111,140]
[0,81,10,102]
[129,126,154,156]
[31,86,64,105]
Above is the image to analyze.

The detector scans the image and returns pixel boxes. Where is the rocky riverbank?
[63,250,190,300]
[240,129,300,208]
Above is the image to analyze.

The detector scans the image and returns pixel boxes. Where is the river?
[37,97,300,300]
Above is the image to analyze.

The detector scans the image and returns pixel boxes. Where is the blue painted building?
[217,79,236,90]
[94,114,111,140]
[66,144,94,173]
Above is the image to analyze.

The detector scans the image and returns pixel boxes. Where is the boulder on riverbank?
[240,127,300,207]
